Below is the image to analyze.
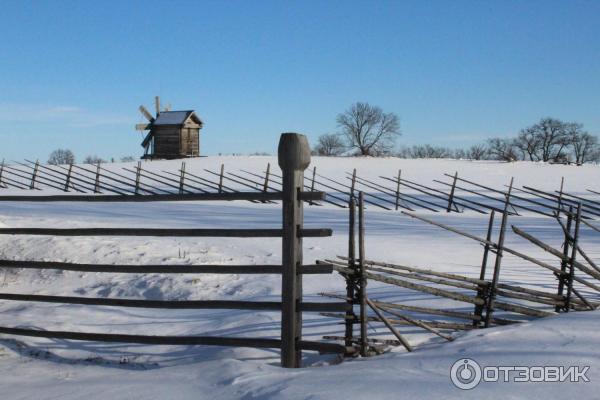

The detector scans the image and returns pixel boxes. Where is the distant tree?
[453,148,467,159]
[519,118,569,162]
[47,149,75,165]
[514,128,542,161]
[486,137,518,161]
[120,156,136,162]
[408,144,451,158]
[566,123,599,164]
[314,134,346,156]
[83,155,105,164]
[337,102,401,156]
[466,144,488,160]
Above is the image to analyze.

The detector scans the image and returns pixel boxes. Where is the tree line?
[315,102,599,164]
[46,149,136,165]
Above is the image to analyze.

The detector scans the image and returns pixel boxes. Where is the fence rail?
[0,133,343,368]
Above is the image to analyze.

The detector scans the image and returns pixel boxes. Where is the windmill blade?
[139,105,155,122]
[135,123,151,131]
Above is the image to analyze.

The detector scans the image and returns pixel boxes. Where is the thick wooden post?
[218,164,225,194]
[358,192,368,357]
[30,160,39,190]
[134,161,142,195]
[556,206,573,312]
[565,204,582,311]
[345,196,356,348]
[484,178,513,327]
[278,133,310,368]
[473,210,495,326]
[179,162,186,195]
[395,169,401,211]
[446,171,458,212]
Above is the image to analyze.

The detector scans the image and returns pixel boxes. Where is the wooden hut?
[136,97,203,159]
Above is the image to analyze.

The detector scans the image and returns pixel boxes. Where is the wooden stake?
[484,177,513,327]
[134,161,142,195]
[218,164,225,194]
[474,210,495,326]
[263,163,271,193]
[366,298,412,352]
[395,169,401,210]
[556,206,573,312]
[93,161,101,194]
[565,204,582,311]
[345,196,356,348]
[179,162,186,195]
[358,192,368,357]
[0,159,5,188]
[446,171,458,212]
[309,166,317,206]
[30,160,39,190]
[350,168,357,199]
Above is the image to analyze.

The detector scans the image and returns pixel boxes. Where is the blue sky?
[1,0,599,161]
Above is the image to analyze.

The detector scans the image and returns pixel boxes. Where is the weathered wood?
[179,162,186,195]
[484,178,513,327]
[0,293,347,312]
[493,301,554,317]
[330,263,484,305]
[0,260,334,275]
[366,298,413,351]
[279,132,310,368]
[446,171,458,212]
[321,312,476,330]
[0,227,332,238]
[365,265,479,291]
[376,304,454,341]
[218,164,225,193]
[511,226,600,281]
[358,192,368,356]
[565,204,582,311]
[395,169,401,210]
[0,326,346,354]
[345,196,357,347]
[474,210,496,326]
[135,161,142,194]
[556,207,573,311]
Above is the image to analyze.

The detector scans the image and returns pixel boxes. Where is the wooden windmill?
[135,96,203,159]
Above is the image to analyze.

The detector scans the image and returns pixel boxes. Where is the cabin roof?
[154,110,199,126]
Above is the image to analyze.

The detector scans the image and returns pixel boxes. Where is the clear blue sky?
[1,0,599,161]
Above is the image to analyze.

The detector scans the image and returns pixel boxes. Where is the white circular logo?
[450,358,482,390]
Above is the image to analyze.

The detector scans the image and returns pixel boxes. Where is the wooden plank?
[0,326,346,354]
[0,293,348,312]
[0,260,333,275]
[0,227,332,238]
[366,298,413,351]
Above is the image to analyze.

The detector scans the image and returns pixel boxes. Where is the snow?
[0,156,599,399]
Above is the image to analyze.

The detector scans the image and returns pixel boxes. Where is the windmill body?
[136,97,203,159]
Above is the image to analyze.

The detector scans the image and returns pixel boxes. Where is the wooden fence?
[0,133,352,368]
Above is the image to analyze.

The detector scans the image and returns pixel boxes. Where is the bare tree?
[337,102,401,156]
[467,144,488,160]
[47,149,75,165]
[486,137,518,161]
[83,155,105,164]
[408,144,451,158]
[514,128,542,161]
[566,123,598,164]
[120,156,136,162]
[313,134,346,156]
[519,118,569,162]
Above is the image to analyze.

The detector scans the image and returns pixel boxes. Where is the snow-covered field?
[0,156,599,399]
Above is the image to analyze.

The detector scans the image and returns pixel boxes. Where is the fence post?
[473,210,495,326]
[134,161,142,195]
[263,163,271,192]
[30,160,39,190]
[565,203,582,311]
[218,164,225,194]
[309,166,317,206]
[483,178,513,327]
[64,163,74,192]
[446,171,458,212]
[395,169,401,211]
[94,161,101,194]
[358,192,368,357]
[278,133,310,368]
[0,159,5,188]
[345,196,356,348]
[350,168,357,199]
[179,162,186,195]
[556,206,573,312]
